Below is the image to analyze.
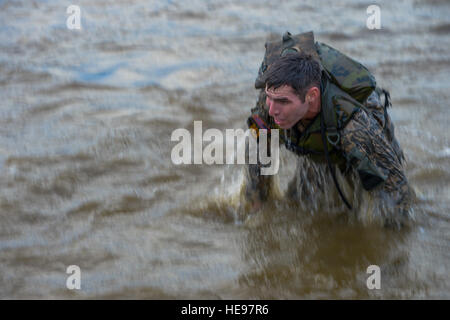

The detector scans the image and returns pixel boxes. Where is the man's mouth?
[274,118,284,125]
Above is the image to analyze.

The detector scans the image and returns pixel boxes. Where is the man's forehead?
[265,84,295,96]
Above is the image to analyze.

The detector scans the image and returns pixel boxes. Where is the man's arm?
[243,90,274,210]
[339,108,413,215]
[244,161,273,207]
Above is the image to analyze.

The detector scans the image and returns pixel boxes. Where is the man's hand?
[238,192,263,220]
[250,199,263,213]
[241,162,272,215]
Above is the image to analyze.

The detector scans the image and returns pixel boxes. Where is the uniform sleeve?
[339,109,411,200]
[247,90,273,129]
[243,90,275,204]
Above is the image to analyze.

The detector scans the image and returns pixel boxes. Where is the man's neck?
[303,96,321,121]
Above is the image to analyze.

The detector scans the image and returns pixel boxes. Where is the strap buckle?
[326,129,340,146]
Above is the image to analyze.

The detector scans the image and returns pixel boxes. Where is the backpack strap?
[320,73,341,148]
[320,74,353,210]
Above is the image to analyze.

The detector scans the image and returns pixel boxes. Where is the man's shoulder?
[338,107,388,158]
[339,106,406,169]
[341,107,383,136]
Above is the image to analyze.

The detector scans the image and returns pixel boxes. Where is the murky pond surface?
[0,0,449,299]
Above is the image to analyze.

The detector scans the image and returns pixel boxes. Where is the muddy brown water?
[0,0,449,299]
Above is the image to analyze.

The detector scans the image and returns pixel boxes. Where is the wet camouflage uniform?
[244,32,414,225]
[245,87,414,224]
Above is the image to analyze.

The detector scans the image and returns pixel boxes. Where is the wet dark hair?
[263,52,321,103]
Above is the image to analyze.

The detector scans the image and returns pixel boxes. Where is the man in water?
[244,52,414,227]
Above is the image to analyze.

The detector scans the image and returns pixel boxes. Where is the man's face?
[265,85,310,129]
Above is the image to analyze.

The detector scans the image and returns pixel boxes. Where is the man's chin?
[278,122,293,129]
[274,118,294,129]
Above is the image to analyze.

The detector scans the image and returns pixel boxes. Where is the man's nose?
[268,100,279,117]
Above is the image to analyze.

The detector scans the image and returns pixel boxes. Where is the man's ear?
[306,87,320,103]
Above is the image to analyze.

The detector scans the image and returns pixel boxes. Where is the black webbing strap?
[320,77,353,210]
